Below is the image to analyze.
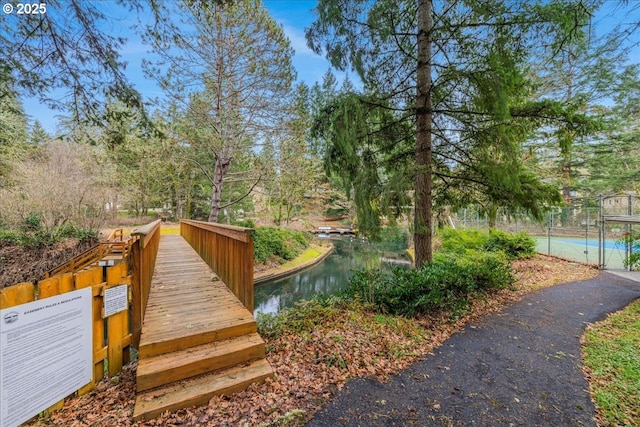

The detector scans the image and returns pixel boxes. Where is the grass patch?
[582,299,640,426]
[160,224,180,236]
[274,245,327,270]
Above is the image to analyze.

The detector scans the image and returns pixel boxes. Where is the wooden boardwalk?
[133,235,272,421]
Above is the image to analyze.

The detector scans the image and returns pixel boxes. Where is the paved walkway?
[308,272,640,426]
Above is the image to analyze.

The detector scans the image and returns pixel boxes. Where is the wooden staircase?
[45,228,131,277]
[132,235,273,421]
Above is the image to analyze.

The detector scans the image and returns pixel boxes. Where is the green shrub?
[484,230,536,259]
[22,212,43,232]
[2,216,98,248]
[54,223,98,242]
[437,227,535,260]
[438,228,489,254]
[233,219,256,228]
[345,250,513,317]
[252,227,311,264]
[257,298,339,339]
[620,231,640,269]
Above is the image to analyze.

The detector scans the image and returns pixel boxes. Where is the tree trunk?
[414,0,433,268]
[208,155,231,222]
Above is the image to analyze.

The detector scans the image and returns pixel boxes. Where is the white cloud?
[280,22,315,57]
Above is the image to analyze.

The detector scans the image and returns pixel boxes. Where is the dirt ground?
[0,238,98,289]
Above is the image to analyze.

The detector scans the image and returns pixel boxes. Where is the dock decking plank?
[138,235,255,354]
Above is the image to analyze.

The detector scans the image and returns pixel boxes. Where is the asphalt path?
[308,272,640,427]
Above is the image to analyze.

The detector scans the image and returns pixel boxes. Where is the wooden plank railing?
[107,228,125,242]
[45,229,130,278]
[180,219,254,312]
[130,219,162,348]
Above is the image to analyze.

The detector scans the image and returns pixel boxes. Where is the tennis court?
[534,236,629,269]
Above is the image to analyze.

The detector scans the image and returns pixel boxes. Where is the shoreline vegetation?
[254,244,334,285]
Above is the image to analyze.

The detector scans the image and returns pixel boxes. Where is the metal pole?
[585,209,589,264]
[598,194,603,269]
[548,212,552,256]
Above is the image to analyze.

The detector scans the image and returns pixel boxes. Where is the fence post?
[547,212,552,256]
[131,239,143,349]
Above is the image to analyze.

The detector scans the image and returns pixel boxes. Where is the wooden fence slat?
[36,276,68,415]
[37,276,60,299]
[106,263,130,376]
[59,272,75,293]
[75,267,106,394]
[0,282,36,309]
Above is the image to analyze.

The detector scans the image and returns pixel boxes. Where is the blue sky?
[22,0,344,133]
[19,1,640,133]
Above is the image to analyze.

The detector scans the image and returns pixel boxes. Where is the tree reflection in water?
[254,237,410,315]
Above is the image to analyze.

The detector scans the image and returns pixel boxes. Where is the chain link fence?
[450,194,639,270]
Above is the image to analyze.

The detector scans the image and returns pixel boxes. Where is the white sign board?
[103,285,128,317]
[0,287,92,427]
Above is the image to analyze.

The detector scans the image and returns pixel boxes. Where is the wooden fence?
[180,219,255,312]
[0,219,161,420]
[0,262,131,416]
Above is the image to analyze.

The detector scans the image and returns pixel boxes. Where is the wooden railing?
[107,228,125,242]
[180,219,255,312]
[45,229,130,278]
[130,219,162,348]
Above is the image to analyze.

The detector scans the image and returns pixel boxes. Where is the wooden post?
[106,263,131,376]
[75,267,106,395]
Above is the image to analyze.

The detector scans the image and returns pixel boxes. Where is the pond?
[253,237,411,315]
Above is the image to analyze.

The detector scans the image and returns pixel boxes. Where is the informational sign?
[0,287,92,427]
[103,285,128,318]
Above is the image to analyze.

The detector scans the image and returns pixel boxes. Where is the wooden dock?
[133,235,273,421]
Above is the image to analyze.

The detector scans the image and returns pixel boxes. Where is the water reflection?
[253,237,410,315]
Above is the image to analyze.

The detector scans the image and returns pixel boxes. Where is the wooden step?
[138,315,256,358]
[137,333,266,391]
[98,255,124,267]
[133,359,274,422]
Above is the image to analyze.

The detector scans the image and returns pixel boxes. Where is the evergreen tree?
[29,121,50,147]
[307,0,599,266]
[263,83,318,225]
[0,70,28,188]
